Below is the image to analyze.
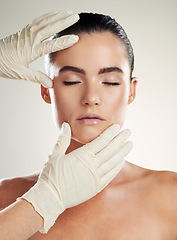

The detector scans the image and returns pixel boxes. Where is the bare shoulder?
[151,169,177,219]
[152,169,177,190]
[130,165,177,236]
[131,164,177,229]
[131,162,177,188]
[128,162,177,208]
[0,173,39,210]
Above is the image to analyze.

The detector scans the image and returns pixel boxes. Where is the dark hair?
[45,12,134,80]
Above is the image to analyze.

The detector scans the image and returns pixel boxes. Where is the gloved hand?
[18,122,133,233]
[0,11,79,88]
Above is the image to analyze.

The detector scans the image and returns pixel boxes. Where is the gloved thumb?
[52,122,72,157]
[35,35,79,57]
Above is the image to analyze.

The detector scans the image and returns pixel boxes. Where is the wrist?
[18,180,65,233]
[17,198,44,229]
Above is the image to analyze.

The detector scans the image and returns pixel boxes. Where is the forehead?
[53,32,130,75]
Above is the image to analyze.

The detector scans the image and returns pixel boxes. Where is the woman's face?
[41,32,137,145]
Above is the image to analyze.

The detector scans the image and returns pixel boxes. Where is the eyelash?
[63,81,120,86]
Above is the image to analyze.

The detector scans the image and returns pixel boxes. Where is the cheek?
[106,86,129,125]
[51,86,78,126]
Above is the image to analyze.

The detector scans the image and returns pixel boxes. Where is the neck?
[65,138,84,154]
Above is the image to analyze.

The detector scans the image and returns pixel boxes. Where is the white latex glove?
[0,11,79,88]
[18,122,133,233]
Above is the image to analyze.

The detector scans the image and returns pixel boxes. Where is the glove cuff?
[17,180,65,233]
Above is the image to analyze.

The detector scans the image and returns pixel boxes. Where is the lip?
[77,113,105,125]
[77,118,104,125]
[77,113,105,120]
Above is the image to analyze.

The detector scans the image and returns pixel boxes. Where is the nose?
[81,83,101,106]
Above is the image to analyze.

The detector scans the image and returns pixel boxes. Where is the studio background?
[0,0,176,179]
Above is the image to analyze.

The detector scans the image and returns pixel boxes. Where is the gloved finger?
[99,141,133,189]
[35,14,79,43]
[96,129,131,165]
[52,122,72,156]
[99,159,125,192]
[34,35,79,58]
[29,12,58,27]
[19,66,53,88]
[30,10,73,31]
[85,124,120,155]
[98,141,133,178]
[0,63,21,79]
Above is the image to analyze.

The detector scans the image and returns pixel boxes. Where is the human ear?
[41,85,51,104]
[128,77,138,104]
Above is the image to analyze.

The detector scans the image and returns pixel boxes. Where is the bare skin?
[1,161,177,240]
[1,29,177,240]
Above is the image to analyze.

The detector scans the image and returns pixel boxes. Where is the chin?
[75,122,120,144]
[72,125,106,144]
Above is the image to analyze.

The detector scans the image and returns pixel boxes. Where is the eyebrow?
[59,66,124,75]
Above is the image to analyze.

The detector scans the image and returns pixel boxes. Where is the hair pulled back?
[45,12,134,80]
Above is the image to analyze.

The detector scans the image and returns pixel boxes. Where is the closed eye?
[63,81,120,86]
[63,81,80,85]
[103,82,120,86]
